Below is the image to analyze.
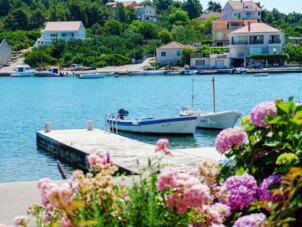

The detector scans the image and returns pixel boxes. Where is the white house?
[36,21,86,46]
[228,22,284,67]
[135,5,158,21]
[222,0,261,21]
[156,42,194,66]
[190,53,230,69]
[106,1,157,22]
[0,40,11,67]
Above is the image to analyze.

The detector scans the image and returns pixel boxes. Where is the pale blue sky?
[130,0,300,14]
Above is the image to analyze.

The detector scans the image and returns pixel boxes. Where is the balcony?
[269,39,281,44]
[231,41,248,45]
[249,40,264,45]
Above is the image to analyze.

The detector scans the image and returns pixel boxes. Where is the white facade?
[136,6,157,21]
[0,40,11,67]
[229,30,284,59]
[222,1,261,21]
[190,54,230,69]
[36,21,86,46]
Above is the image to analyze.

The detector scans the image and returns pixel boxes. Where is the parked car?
[252,63,263,69]
[70,64,82,71]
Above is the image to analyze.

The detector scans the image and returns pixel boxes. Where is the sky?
[129,0,301,14]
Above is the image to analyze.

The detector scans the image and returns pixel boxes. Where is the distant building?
[197,12,222,20]
[228,22,284,67]
[212,19,258,46]
[36,21,86,46]
[222,0,261,21]
[106,1,158,21]
[190,53,230,69]
[0,40,11,67]
[156,41,195,65]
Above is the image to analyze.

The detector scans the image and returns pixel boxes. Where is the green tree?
[124,6,138,24]
[5,8,30,30]
[183,0,203,19]
[158,29,172,44]
[103,20,123,36]
[207,1,221,12]
[182,47,195,65]
[29,9,47,29]
[169,8,189,25]
[154,0,173,12]
[0,0,10,17]
[115,2,126,22]
[138,21,158,39]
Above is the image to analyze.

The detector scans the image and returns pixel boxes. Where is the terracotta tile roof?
[44,21,83,32]
[198,12,222,20]
[106,1,139,8]
[227,1,260,10]
[230,22,281,34]
[158,42,186,49]
[212,20,258,30]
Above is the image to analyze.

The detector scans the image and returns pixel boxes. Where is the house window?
[50,34,58,38]
[161,52,166,57]
[71,33,74,37]
[196,60,205,66]
[177,51,181,56]
[62,33,66,37]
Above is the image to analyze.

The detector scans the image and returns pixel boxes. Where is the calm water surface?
[0,73,301,182]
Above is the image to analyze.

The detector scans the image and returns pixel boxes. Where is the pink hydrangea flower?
[258,175,282,202]
[234,213,267,227]
[14,215,28,226]
[60,216,73,227]
[215,128,248,154]
[222,174,258,210]
[87,150,113,171]
[154,138,171,155]
[157,168,178,191]
[250,102,276,127]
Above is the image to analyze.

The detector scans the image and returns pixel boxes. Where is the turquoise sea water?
[0,73,301,183]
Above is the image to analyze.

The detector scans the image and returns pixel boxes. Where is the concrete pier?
[36,128,223,174]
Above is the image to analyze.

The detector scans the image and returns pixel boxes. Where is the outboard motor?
[117,108,129,120]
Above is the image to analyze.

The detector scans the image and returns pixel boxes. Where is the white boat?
[230,67,247,74]
[35,67,60,77]
[141,70,165,75]
[180,78,242,129]
[128,71,142,76]
[78,72,113,79]
[11,65,36,77]
[180,108,242,129]
[184,70,198,75]
[106,109,197,135]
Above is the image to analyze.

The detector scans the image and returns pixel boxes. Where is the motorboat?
[35,67,60,77]
[106,109,198,135]
[11,65,36,77]
[141,70,165,75]
[184,70,198,75]
[230,67,247,74]
[128,71,142,76]
[78,72,113,79]
[180,108,242,129]
[180,78,242,129]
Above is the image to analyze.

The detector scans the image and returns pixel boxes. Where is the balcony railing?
[269,40,281,44]
[231,41,248,45]
[249,40,264,44]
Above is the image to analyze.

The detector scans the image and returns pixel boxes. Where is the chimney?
[248,21,251,32]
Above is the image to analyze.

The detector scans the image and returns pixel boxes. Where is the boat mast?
[212,77,216,113]
[192,79,195,108]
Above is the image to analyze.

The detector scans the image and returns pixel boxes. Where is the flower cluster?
[215,127,248,154]
[87,150,113,171]
[154,138,171,155]
[258,175,281,202]
[276,153,298,166]
[222,174,258,210]
[157,168,212,214]
[250,102,276,127]
[234,213,267,227]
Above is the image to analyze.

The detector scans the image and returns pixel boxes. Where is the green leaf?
[264,139,281,147]
[292,111,302,125]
